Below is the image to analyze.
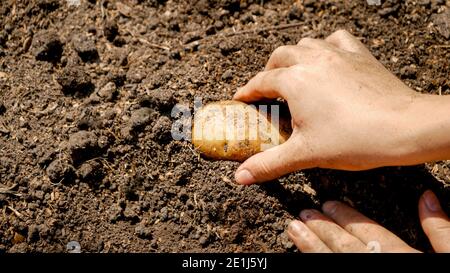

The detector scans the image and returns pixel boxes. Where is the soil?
[1,0,450,253]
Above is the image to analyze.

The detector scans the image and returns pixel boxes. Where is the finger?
[287,220,332,253]
[264,45,314,71]
[322,201,418,253]
[233,68,293,103]
[419,190,450,253]
[325,29,373,57]
[234,134,313,184]
[300,209,367,253]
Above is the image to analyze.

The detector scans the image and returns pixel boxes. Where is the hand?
[286,190,450,253]
[233,29,450,184]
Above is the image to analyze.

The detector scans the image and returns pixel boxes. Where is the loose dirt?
[0,0,449,252]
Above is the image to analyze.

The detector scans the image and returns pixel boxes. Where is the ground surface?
[0,0,450,253]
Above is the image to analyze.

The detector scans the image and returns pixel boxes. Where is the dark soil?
[1,0,450,253]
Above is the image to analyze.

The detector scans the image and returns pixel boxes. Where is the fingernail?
[323,201,338,215]
[288,221,306,238]
[424,190,441,212]
[235,169,255,185]
[300,209,316,221]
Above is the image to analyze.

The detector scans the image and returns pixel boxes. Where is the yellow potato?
[192,100,292,161]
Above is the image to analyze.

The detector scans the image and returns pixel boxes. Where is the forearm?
[401,94,450,165]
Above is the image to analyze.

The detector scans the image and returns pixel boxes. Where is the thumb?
[419,190,450,252]
[234,137,313,185]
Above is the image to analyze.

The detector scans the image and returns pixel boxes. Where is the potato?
[192,100,292,161]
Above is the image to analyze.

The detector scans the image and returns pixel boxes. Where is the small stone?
[160,207,169,221]
[221,69,233,81]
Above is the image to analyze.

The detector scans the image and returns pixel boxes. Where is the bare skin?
[288,190,450,253]
[233,30,450,252]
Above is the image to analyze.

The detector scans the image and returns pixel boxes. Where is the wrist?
[398,94,450,165]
